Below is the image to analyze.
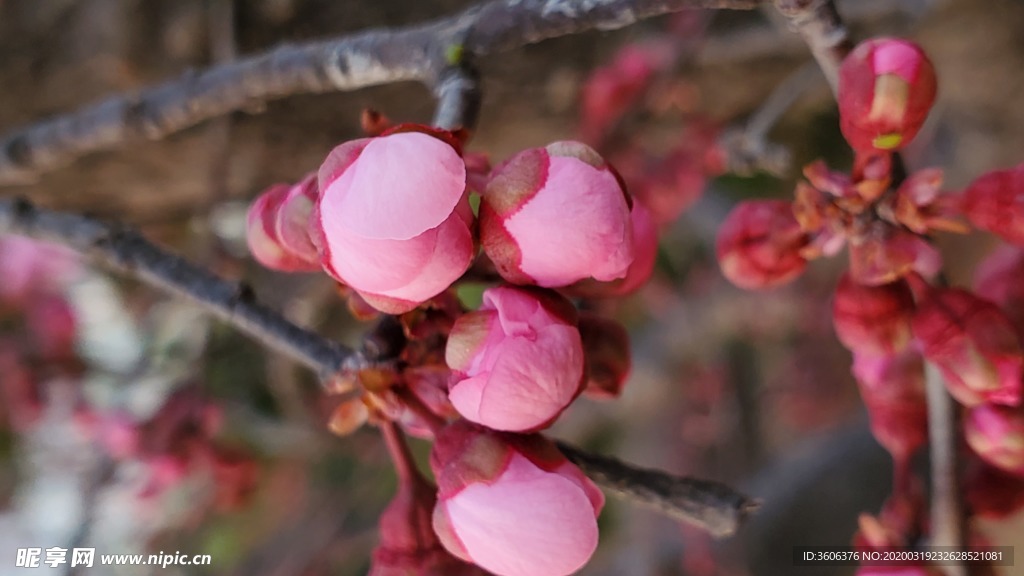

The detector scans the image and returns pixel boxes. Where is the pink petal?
[444,454,600,576]
[504,156,633,286]
[369,208,474,303]
[321,132,466,241]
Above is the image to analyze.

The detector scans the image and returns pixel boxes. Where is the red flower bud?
[912,289,1024,406]
[961,164,1024,245]
[838,38,937,152]
[965,403,1024,477]
[833,274,915,355]
[716,200,808,289]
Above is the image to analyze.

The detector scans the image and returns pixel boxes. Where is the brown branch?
[0,197,757,537]
[0,0,764,185]
[0,197,362,380]
[773,0,852,95]
[556,441,760,538]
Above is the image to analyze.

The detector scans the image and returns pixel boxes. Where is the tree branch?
[773,0,852,95]
[924,362,967,576]
[0,197,362,380]
[0,198,757,537]
[557,441,760,538]
[0,0,764,185]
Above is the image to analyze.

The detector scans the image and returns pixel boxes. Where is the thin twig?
[556,441,760,538]
[0,0,764,185]
[772,0,852,95]
[924,362,967,576]
[0,197,362,380]
[719,61,820,175]
[0,198,757,537]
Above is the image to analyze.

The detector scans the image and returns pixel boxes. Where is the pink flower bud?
[314,126,474,314]
[838,38,937,152]
[716,200,808,289]
[852,351,928,460]
[833,274,915,355]
[445,286,584,432]
[911,288,1023,406]
[246,176,321,272]
[578,313,632,400]
[480,141,635,287]
[430,422,604,576]
[961,164,1024,245]
[965,404,1024,477]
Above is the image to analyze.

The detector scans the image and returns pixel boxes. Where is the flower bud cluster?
[245,125,648,575]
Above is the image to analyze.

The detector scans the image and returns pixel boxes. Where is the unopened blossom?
[852,351,928,461]
[716,200,808,289]
[578,313,632,400]
[314,126,474,314]
[911,288,1023,407]
[833,274,915,355]
[965,404,1024,477]
[480,141,634,288]
[838,38,937,152]
[246,174,321,272]
[430,421,604,576]
[961,164,1024,245]
[445,286,584,432]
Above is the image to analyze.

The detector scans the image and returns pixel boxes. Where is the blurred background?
[1,0,1023,574]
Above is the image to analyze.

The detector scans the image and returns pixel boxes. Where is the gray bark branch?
[0,0,763,185]
[0,197,757,537]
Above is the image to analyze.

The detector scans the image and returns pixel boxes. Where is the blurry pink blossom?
[961,164,1024,245]
[965,403,1024,477]
[480,141,634,288]
[314,126,474,313]
[0,235,80,303]
[852,351,928,461]
[445,286,583,432]
[430,421,604,576]
[716,200,808,289]
[833,274,915,355]
[911,288,1023,407]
